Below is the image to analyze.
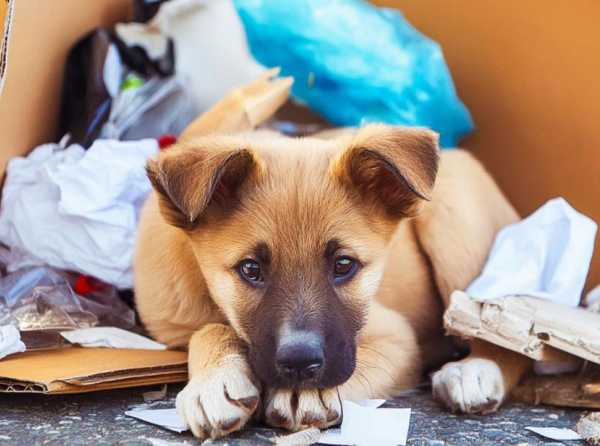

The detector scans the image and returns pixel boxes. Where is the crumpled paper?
[0,139,158,288]
[61,327,166,350]
[468,198,597,307]
[0,325,26,360]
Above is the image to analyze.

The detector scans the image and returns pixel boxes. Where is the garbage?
[234,0,473,147]
[577,412,600,445]
[125,407,187,433]
[467,198,597,307]
[513,366,600,409]
[151,0,264,114]
[0,138,158,288]
[60,327,166,350]
[0,325,25,361]
[143,384,168,403]
[445,291,600,364]
[59,22,194,147]
[525,426,582,441]
[0,347,187,394]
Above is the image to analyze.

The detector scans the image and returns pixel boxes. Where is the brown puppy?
[134,125,530,439]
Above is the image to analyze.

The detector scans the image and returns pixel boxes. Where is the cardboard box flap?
[0,347,187,393]
[0,0,14,96]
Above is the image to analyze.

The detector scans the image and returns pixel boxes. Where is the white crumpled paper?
[0,325,26,360]
[61,327,166,350]
[0,139,158,288]
[151,0,264,113]
[467,198,597,307]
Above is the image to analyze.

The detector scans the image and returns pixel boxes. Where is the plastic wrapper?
[59,22,193,147]
[234,0,474,147]
[0,265,136,350]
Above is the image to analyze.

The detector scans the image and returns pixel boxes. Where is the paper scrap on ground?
[125,408,187,433]
[0,139,158,289]
[124,398,410,445]
[0,325,26,360]
[467,198,597,307]
[525,426,582,440]
[61,327,166,350]
[320,400,410,446]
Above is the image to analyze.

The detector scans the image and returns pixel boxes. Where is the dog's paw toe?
[176,358,260,439]
[432,358,505,414]
[264,387,341,431]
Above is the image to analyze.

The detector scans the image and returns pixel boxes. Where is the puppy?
[134,124,531,439]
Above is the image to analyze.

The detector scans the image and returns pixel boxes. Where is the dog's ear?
[332,124,440,218]
[146,144,260,229]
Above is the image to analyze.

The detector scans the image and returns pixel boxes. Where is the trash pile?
[1,0,599,444]
[0,0,472,380]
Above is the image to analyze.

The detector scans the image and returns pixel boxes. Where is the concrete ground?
[0,384,586,446]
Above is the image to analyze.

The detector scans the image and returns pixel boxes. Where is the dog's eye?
[238,259,263,284]
[333,256,358,284]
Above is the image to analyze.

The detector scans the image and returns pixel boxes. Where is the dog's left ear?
[146,143,261,229]
[332,124,440,218]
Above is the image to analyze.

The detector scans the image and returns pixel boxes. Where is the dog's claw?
[176,356,260,439]
[431,358,505,414]
[264,388,341,431]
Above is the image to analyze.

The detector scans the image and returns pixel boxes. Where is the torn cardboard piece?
[445,290,597,364]
[0,347,187,394]
[512,367,600,409]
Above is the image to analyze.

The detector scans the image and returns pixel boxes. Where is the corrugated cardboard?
[444,291,596,364]
[0,348,187,394]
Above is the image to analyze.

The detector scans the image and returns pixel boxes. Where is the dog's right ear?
[146,144,260,229]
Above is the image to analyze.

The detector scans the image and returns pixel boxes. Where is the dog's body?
[135,126,530,439]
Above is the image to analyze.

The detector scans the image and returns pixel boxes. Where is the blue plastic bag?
[234,0,473,147]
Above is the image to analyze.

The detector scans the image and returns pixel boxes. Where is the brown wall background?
[375,0,600,290]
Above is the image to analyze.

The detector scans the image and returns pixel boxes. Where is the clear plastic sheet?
[0,264,136,350]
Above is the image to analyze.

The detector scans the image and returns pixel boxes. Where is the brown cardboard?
[512,368,600,409]
[0,348,187,394]
[445,291,599,364]
[0,0,12,95]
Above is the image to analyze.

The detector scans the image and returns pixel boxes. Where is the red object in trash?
[158,134,177,150]
[74,274,107,295]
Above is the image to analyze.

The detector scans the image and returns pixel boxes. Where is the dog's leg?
[414,151,531,413]
[431,340,531,413]
[176,323,260,439]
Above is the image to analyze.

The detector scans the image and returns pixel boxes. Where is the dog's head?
[147,124,439,389]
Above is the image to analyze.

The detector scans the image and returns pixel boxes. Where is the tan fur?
[134,125,530,439]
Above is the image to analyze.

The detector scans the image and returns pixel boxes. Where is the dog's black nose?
[276,331,324,381]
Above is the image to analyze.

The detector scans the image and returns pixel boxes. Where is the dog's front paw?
[432,358,505,414]
[176,356,260,439]
[263,387,341,431]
